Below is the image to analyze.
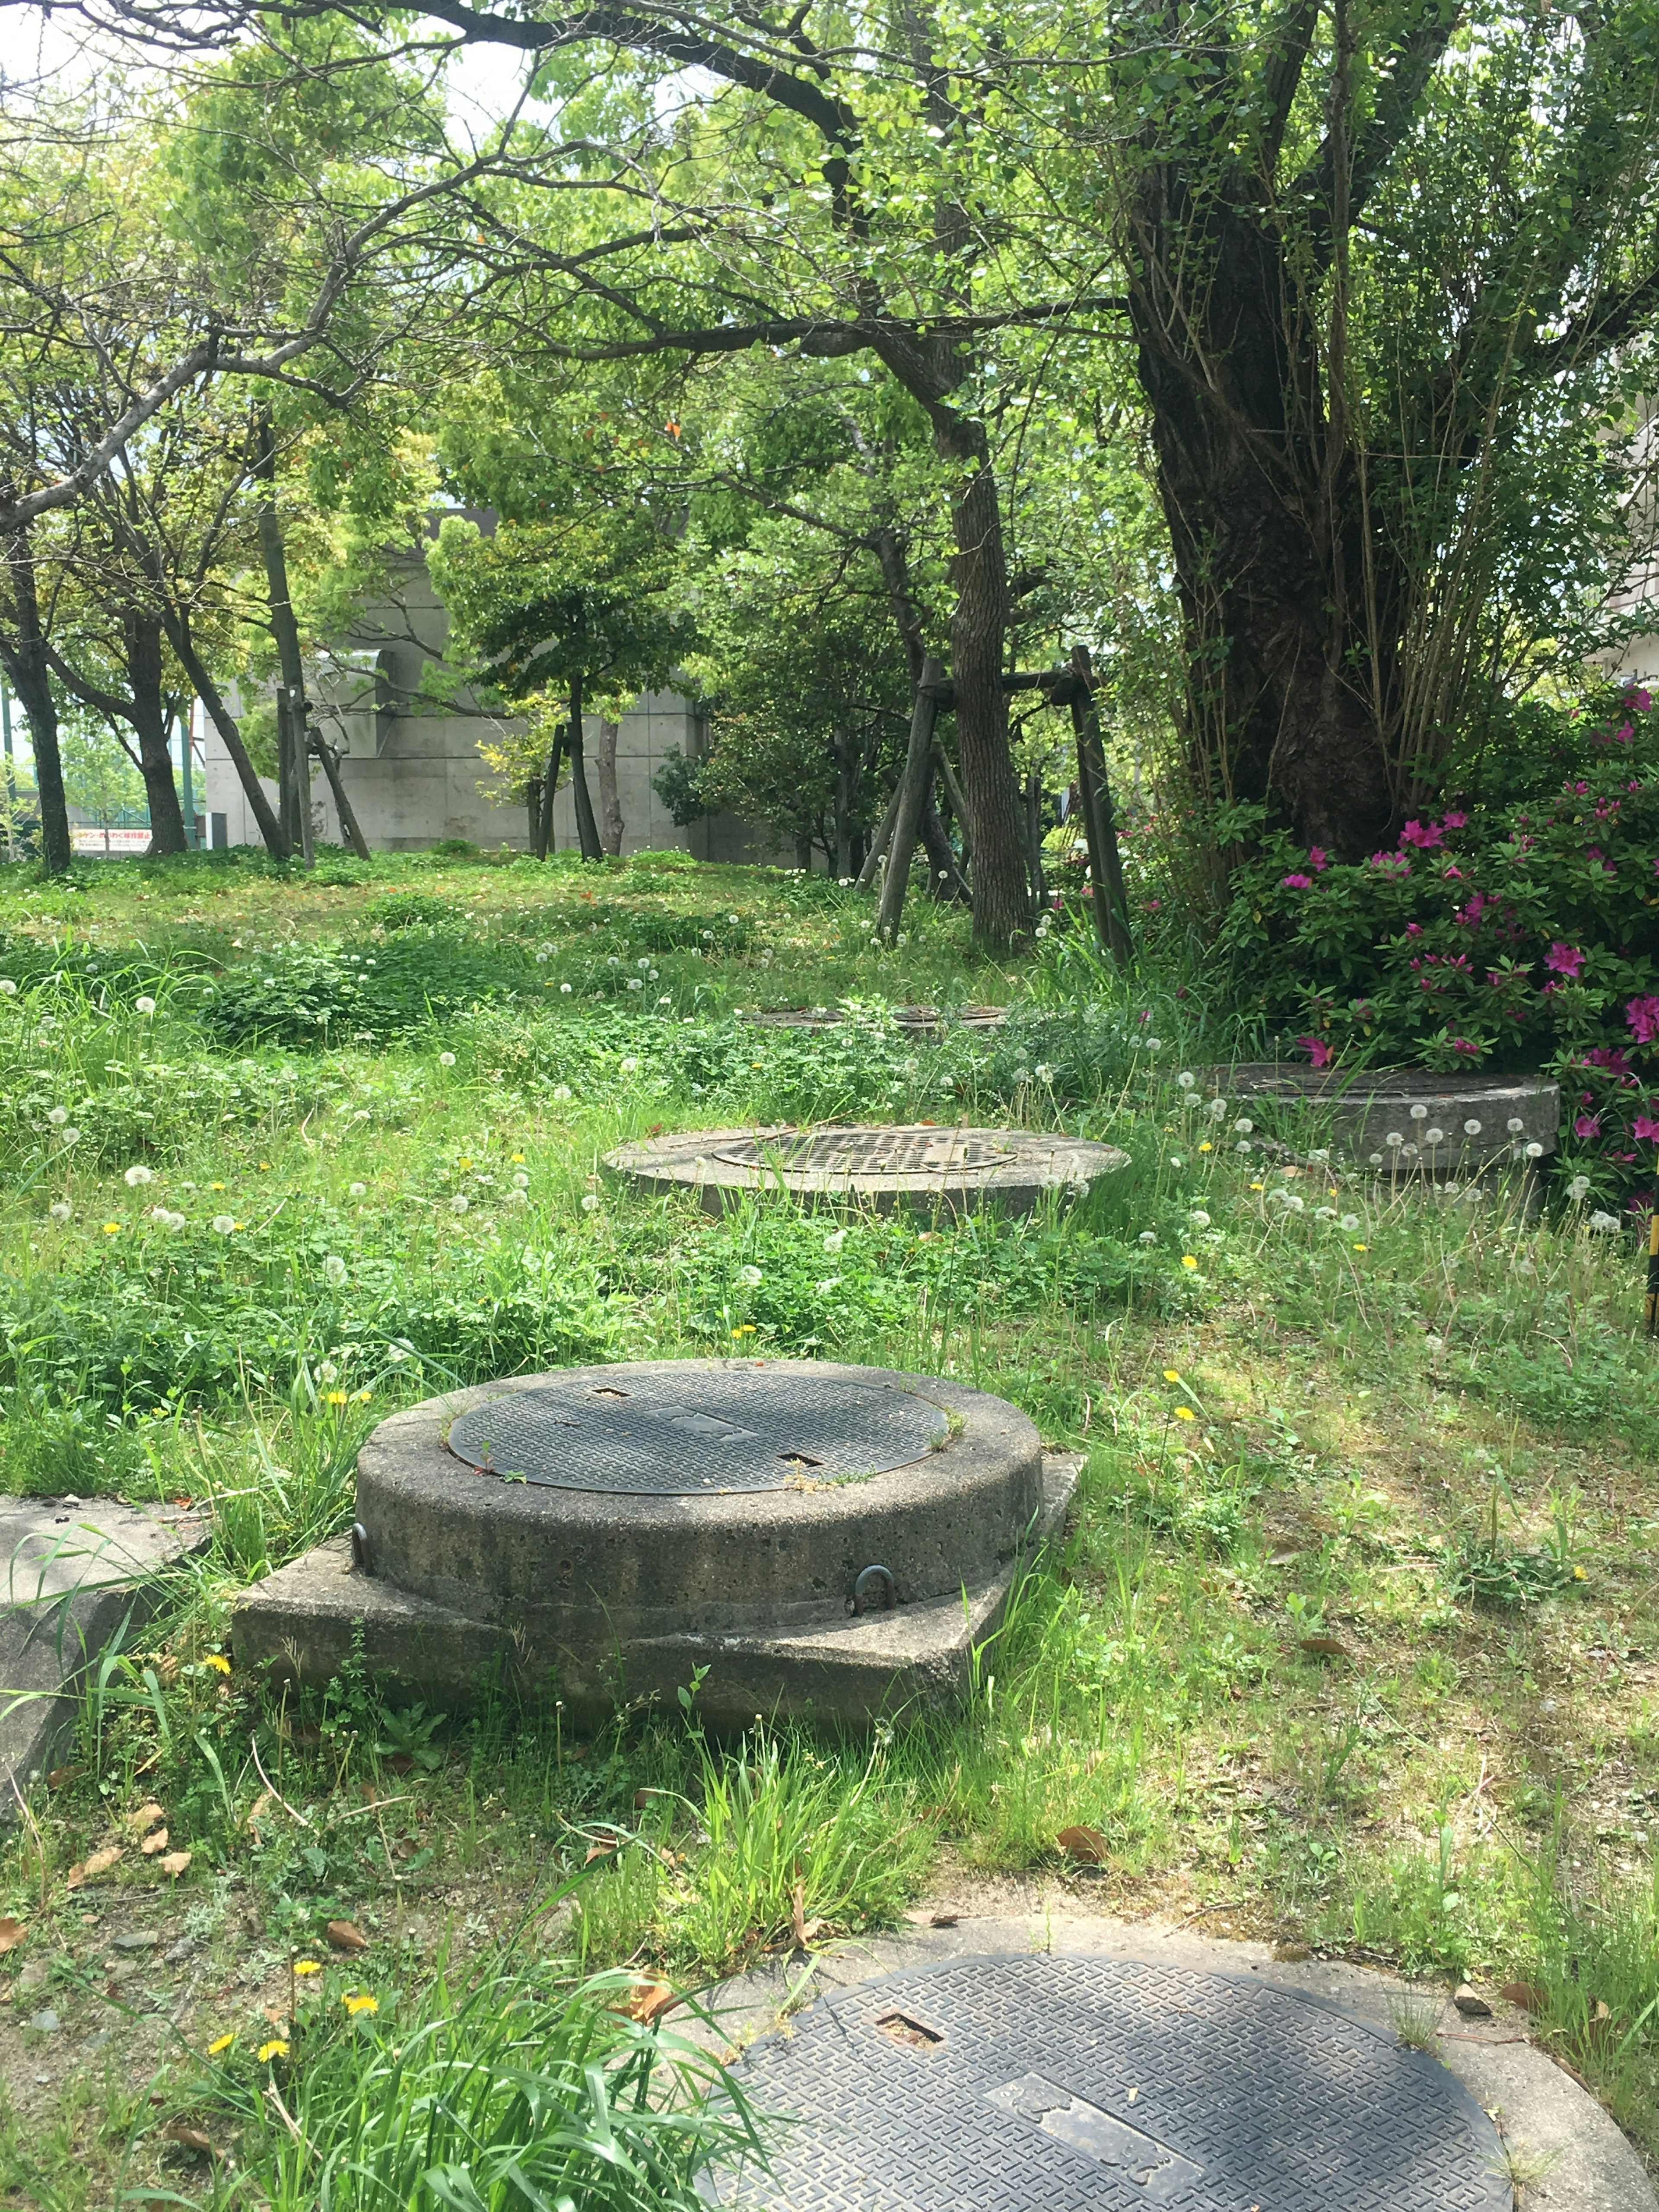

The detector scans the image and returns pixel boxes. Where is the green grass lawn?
[2,842,1657,2206]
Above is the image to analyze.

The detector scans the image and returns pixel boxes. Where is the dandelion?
[560,982,573,994]
[1589,1211,1620,1233]
[1138,1230,1157,1245]
[349,1181,367,1197]
[1034,1062,1057,1083]
[102,1221,121,1235]
[1566,1175,1591,1201]
[738,1264,763,1286]
[438,1051,456,1067]
[60,1126,80,1145]
[1207,1096,1227,1119]
[552,1083,572,1100]
[658,995,671,1005]
[1340,1214,1360,1232]
[728,915,740,925]
[258,2039,289,2063]
[46,1106,67,1126]
[620,1057,639,1074]
[205,1654,232,1675]
[0,978,15,995]
[1464,1119,1482,1136]
[1176,1071,1195,1090]
[211,1214,236,1234]
[134,995,156,1015]
[1145,1037,1163,1052]
[323,1255,348,1285]
[626,976,643,990]
[449,1193,470,1214]
[1368,1152,1383,1167]
[342,1991,378,2016]
[1168,1154,1184,1167]
[319,1360,340,1384]
[1315,1206,1336,1220]
[823,1228,847,1253]
[637,958,651,972]
[1506,1117,1524,1134]
[581,1194,600,1212]
[124,1164,154,1187]
[1525,1141,1544,1159]
[1307,1148,1330,1165]
[1181,1254,1198,1269]
[1352,1242,1368,1252]
[207,2032,235,2054]
[1235,1139,1252,1154]
[512,1170,529,1189]
[1187,1209,1211,1229]
[1385,1131,1404,1149]
[648,970,659,982]
[1162,1369,1182,1382]
[324,1389,349,1405]
[48,1201,70,1223]
[1232,1117,1253,1135]
[1198,1141,1212,1154]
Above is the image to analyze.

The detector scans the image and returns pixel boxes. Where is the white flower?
[1307,1148,1330,1165]
[318,1360,339,1384]
[1340,1214,1360,1232]
[60,1126,80,1146]
[1168,1154,1183,1168]
[658,995,671,1006]
[1589,1211,1620,1233]
[1525,1141,1544,1159]
[124,1165,154,1187]
[728,914,740,924]
[817,1274,842,1293]
[1424,1126,1444,1145]
[626,976,643,990]
[349,1181,367,1198]
[1138,1230,1157,1245]
[1208,1096,1227,1118]
[552,1083,573,1100]
[439,1051,456,1067]
[1188,1209,1211,1229]
[46,1106,67,1126]
[620,1057,639,1074]
[48,1201,70,1222]
[648,969,659,982]
[1232,1117,1253,1135]
[506,1185,528,1203]
[1464,1119,1482,1135]
[581,1193,600,1212]
[1506,1116,1524,1134]
[1235,1139,1252,1154]
[637,958,651,972]
[1567,1175,1591,1201]
[1034,1062,1057,1083]
[823,1228,849,1255]
[535,950,549,963]
[1315,1205,1336,1220]
[512,1170,529,1189]
[322,1255,348,1285]
[1409,1103,1428,1122]
[211,1214,236,1234]
[560,982,573,994]
[0,976,17,997]
[1368,1152,1383,1166]
[1402,1142,1419,1158]
[1266,1185,1290,1207]
[1385,1131,1404,1149]
[449,1193,469,1214]
[1285,1193,1304,1213]
[608,955,621,967]
[134,995,156,1015]
[1145,1037,1163,1053]
[387,1344,407,1363]
[1176,1071,1195,1089]
[738,1264,763,1286]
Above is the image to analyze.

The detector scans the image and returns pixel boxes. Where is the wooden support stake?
[876,655,944,942]
[311,735,372,860]
[1067,643,1133,962]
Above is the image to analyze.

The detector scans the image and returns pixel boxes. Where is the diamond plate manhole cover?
[710,1954,1510,2210]
[712,1131,1016,1175]
[445,1368,947,1495]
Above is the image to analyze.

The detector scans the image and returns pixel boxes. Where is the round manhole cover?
[445,1367,947,1495]
[711,1131,1016,1174]
[711,1953,1509,2210]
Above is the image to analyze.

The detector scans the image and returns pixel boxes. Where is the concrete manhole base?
[1211,1065,1560,1185]
[232,1360,1081,1729]
[605,1124,1129,1215]
[699,1912,1654,2212]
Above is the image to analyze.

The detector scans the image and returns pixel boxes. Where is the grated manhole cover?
[710,1954,1510,2210]
[445,1367,947,1495]
[712,1131,1015,1174]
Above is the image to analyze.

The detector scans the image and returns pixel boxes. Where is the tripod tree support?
[877,655,944,941]
[1067,643,1133,963]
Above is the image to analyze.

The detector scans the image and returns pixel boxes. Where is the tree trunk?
[165,610,290,858]
[566,673,603,861]
[1068,643,1133,961]
[594,713,624,855]
[0,525,71,873]
[123,613,188,855]
[877,655,943,940]
[528,774,543,851]
[920,786,968,902]
[312,732,372,859]
[255,412,315,868]
[537,722,565,858]
[832,727,856,879]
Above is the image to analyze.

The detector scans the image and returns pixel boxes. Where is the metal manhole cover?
[710,1954,1510,2210]
[445,1367,947,1495]
[712,1131,1015,1175]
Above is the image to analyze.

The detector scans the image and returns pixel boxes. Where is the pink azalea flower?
[1296,1034,1333,1068]
[1635,1115,1659,1143]
[1544,942,1585,979]
[1574,1114,1603,1139]
[1587,1045,1630,1074]
[1399,819,1444,849]
[1627,995,1659,1044]
[1280,873,1313,889]
[1405,922,1423,937]
[1307,847,1328,872]
[1630,688,1653,711]
[1449,1037,1480,1058]
[1442,810,1468,830]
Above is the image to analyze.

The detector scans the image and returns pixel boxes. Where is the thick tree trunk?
[124,613,188,855]
[594,713,624,855]
[566,673,603,861]
[0,526,71,873]
[537,722,564,858]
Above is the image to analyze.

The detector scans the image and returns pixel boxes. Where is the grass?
[0,841,1657,2199]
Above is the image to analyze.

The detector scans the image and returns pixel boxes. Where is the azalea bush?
[1216,683,1659,1204]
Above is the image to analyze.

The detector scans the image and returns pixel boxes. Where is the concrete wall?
[202,550,785,863]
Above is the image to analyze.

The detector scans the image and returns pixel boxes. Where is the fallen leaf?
[1500,1980,1548,2013]
[625,1979,680,2024]
[791,1879,808,1949]
[0,1918,26,1955]
[246,1791,274,1832]
[140,1827,171,1857]
[929,1911,961,1927]
[45,1767,74,1789]
[262,2004,289,2030]
[584,1841,617,1866]
[1298,1636,1351,1659]
[158,1851,191,1878]
[633,1788,659,1811]
[1056,1826,1109,1864]
[160,2122,215,2157]
[122,1803,165,1841]
[326,1919,369,1953]
[68,1845,124,1889]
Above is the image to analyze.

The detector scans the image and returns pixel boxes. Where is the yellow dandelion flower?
[1181,1255,1198,1270]
[458,1156,472,1169]
[204,1654,231,1675]
[1162,1369,1181,1383]
[1174,1406,1196,1421]
[102,1222,121,1235]
[342,1992,378,2016]
[353,1387,372,1402]
[324,1389,349,1406]
[1352,1242,1368,1252]
[1198,1141,1212,1154]
[510,1154,525,1163]
[1573,1564,1587,1581]
[258,2038,289,2063]
[292,1960,321,1976]
[258,1161,271,1170]
[1249,1181,1264,1191]
[207,2031,235,2055]
[210,1182,226,1191]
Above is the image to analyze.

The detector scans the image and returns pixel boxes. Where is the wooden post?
[854,782,903,893]
[1067,643,1132,962]
[876,655,944,941]
[932,741,973,874]
[256,413,314,868]
[311,733,372,859]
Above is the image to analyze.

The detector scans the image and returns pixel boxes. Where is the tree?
[1104,0,1659,862]
[57,703,146,850]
